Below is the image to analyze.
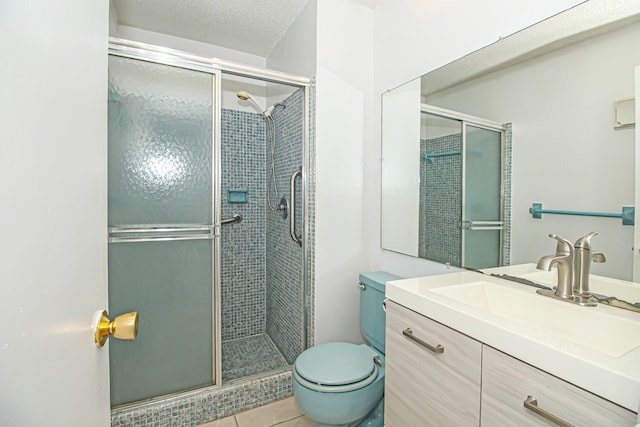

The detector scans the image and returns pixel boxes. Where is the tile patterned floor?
[198,397,313,427]
[222,334,289,382]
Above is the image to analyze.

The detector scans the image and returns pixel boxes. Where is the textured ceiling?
[112,0,312,57]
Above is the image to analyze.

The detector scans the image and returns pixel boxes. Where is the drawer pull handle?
[402,328,444,354]
[524,396,575,427]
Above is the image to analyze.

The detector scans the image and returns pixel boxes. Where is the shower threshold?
[222,333,289,382]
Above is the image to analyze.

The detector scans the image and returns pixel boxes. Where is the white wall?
[370,0,585,278]
[427,22,640,280]
[114,25,267,66]
[266,0,317,106]
[266,0,317,77]
[313,0,374,345]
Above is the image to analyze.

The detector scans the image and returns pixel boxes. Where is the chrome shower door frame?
[460,120,506,268]
[108,38,312,394]
[108,41,222,391]
[420,104,506,268]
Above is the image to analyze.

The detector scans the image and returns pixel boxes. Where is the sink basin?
[430,280,640,358]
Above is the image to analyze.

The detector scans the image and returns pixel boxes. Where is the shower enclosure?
[107,39,311,409]
[419,105,507,269]
[219,80,306,382]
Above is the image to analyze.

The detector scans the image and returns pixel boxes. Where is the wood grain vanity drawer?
[385,300,482,426]
[481,345,636,426]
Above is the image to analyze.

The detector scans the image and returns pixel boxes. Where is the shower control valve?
[279,196,289,219]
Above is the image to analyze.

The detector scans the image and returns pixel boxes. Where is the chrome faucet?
[536,233,596,306]
[574,232,606,296]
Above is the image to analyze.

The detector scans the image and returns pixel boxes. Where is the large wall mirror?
[381,1,640,280]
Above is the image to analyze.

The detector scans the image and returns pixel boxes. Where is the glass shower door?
[462,124,503,269]
[108,55,216,406]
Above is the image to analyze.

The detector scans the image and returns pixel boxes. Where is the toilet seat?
[293,343,380,393]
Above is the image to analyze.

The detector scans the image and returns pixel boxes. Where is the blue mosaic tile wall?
[306,82,316,349]
[502,123,513,265]
[419,134,463,265]
[266,89,305,364]
[221,109,267,341]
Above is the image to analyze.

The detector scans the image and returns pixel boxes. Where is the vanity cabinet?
[481,346,636,426]
[385,301,637,426]
[385,301,482,426]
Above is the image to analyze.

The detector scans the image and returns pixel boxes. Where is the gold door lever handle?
[95,310,139,347]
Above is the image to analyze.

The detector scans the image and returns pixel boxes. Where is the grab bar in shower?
[529,203,635,226]
[289,167,302,246]
[108,225,214,243]
[220,213,243,225]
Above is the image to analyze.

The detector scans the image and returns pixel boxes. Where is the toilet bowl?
[292,272,401,427]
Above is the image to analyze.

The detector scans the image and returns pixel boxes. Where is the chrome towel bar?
[108,233,213,244]
[461,220,504,231]
[109,225,212,234]
[108,225,214,243]
[108,215,242,243]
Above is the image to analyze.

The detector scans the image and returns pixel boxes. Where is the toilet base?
[314,397,384,427]
[355,397,384,427]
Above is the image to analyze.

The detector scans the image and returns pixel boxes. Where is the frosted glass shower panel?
[463,125,502,268]
[109,240,213,406]
[108,56,213,225]
[108,55,216,406]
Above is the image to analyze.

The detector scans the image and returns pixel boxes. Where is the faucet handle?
[575,231,598,249]
[549,234,574,256]
[592,252,606,263]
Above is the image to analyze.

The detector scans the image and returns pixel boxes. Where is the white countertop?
[484,263,640,303]
[386,268,640,412]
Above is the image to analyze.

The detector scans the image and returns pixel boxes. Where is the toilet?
[292,271,401,427]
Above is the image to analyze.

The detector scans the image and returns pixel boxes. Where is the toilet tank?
[359,271,402,354]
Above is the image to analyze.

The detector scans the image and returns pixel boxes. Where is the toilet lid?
[294,343,377,386]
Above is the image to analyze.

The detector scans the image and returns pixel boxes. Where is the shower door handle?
[461,220,504,231]
[289,167,302,246]
[94,310,139,347]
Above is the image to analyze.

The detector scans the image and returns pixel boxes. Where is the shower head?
[236,90,270,116]
[236,91,251,101]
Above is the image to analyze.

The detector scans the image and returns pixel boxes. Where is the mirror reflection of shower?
[236,90,287,214]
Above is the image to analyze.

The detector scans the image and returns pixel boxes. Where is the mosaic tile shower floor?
[222,334,289,382]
